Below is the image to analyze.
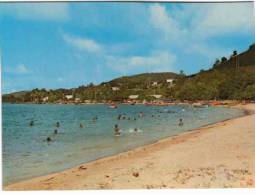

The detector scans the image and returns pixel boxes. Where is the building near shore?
[42,96,48,102]
[150,94,162,99]
[129,95,139,99]
[65,95,73,100]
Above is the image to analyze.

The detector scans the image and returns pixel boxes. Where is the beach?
[4,103,255,190]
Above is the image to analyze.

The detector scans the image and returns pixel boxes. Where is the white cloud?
[62,33,103,53]
[148,3,255,62]
[5,64,30,74]
[149,4,182,42]
[106,51,176,74]
[196,3,255,37]
[149,3,255,41]
[0,3,70,21]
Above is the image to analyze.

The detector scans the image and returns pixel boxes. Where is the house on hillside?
[112,87,120,91]
[166,79,175,84]
[166,78,175,88]
[75,97,81,103]
[152,81,158,86]
[42,96,48,102]
[129,95,139,99]
[150,94,162,99]
[65,95,73,100]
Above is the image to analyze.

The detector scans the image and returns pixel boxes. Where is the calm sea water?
[2,103,244,185]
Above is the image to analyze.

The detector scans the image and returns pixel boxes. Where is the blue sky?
[1,2,255,93]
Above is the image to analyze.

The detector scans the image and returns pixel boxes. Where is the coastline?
[4,103,255,190]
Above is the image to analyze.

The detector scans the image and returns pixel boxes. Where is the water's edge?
[4,105,247,187]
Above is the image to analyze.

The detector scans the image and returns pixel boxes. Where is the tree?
[221,57,227,63]
[213,58,221,68]
[179,70,185,76]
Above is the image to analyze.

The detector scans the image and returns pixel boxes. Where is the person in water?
[179,118,184,126]
[114,124,121,136]
[56,121,60,128]
[139,112,144,118]
[134,128,138,132]
[92,117,97,122]
[80,123,84,128]
[117,114,122,120]
[54,129,58,134]
[29,120,34,126]
[47,137,52,142]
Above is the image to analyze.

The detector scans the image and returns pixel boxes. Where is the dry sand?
[4,104,255,190]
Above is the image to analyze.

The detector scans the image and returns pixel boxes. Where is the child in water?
[114,124,121,136]
[179,118,184,126]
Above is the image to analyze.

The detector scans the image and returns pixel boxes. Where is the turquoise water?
[2,103,244,185]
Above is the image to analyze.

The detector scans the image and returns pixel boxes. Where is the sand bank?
[4,104,255,190]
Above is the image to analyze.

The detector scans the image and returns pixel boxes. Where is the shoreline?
[4,103,255,190]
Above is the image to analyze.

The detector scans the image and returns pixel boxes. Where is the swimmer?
[29,120,34,126]
[54,129,58,134]
[114,124,121,136]
[139,112,144,118]
[134,128,138,132]
[117,114,122,120]
[47,137,52,142]
[134,117,137,121]
[56,121,60,128]
[80,123,84,128]
[178,118,184,126]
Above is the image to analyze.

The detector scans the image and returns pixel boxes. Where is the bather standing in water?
[80,123,84,128]
[56,121,60,128]
[54,129,58,134]
[178,118,184,126]
[139,112,144,118]
[29,120,34,126]
[47,137,52,142]
[114,124,121,136]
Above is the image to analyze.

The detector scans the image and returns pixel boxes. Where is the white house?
[166,79,175,84]
[152,81,158,86]
[112,87,120,91]
[42,96,48,102]
[150,94,162,99]
[75,97,81,102]
[129,95,139,99]
[65,95,73,100]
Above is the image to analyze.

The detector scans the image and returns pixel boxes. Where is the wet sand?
[4,104,255,190]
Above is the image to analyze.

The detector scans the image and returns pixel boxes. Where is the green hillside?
[2,43,255,103]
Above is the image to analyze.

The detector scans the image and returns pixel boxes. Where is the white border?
[0,1,255,195]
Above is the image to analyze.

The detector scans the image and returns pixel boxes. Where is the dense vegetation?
[3,43,255,103]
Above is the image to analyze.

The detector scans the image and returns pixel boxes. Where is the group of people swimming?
[114,111,184,136]
[29,116,99,143]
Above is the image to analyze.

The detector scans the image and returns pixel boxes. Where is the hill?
[2,43,255,103]
[173,43,255,100]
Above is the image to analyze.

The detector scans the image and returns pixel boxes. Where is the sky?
[0,2,255,94]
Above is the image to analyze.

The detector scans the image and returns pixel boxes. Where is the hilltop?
[2,43,255,103]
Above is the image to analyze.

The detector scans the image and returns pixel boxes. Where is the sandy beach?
[4,103,255,190]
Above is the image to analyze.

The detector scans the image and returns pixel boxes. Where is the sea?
[2,103,245,185]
